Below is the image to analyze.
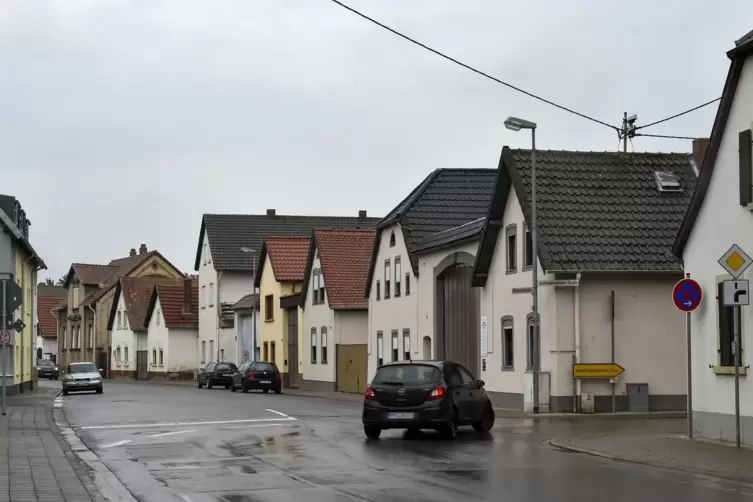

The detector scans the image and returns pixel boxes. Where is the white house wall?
[416,240,479,362]
[683,55,753,443]
[367,223,418,382]
[147,297,169,374]
[111,293,136,374]
[303,254,336,389]
[199,229,219,366]
[168,328,199,375]
[335,310,367,346]
[219,271,255,365]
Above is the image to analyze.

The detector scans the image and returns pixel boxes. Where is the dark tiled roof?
[0,194,46,269]
[365,168,496,295]
[266,236,311,282]
[70,264,118,286]
[413,217,485,255]
[231,293,259,311]
[195,213,381,272]
[473,148,697,284]
[119,276,179,332]
[302,229,375,309]
[37,285,67,298]
[37,295,62,338]
[150,279,199,329]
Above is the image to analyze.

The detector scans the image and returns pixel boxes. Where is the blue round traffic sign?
[673,278,702,312]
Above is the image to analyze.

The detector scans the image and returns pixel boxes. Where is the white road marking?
[148,429,196,438]
[226,422,289,430]
[180,495,193,502]
[79,416,296,430]
[100,440,132,449]
[265,408,291,418]
[54,403,62,408]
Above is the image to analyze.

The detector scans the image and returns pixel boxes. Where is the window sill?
[713,365,749,376]
[506,269,517,275]
[265,319,274,323]
[501,366,515,372]
[522,265,533,271]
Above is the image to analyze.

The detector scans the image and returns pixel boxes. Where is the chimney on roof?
[129,248,137,257]
[139,244,148,255]
[266,209,276,217]
[692,138,710,173]
[183,277,193,313]
[358,210,367,218]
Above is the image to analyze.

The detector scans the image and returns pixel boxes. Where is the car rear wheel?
[242,383,249,393]
[231,385,236,392]
[441,409,459,440]
[274,388,281,395]
[207,379,213,389]
[364,425,381,439]
[224,384,230,390]
[263,389,269,394]
[473,404,495,433]
[96,387,103,394]
[62,390,69,396]
[197,379,203,388]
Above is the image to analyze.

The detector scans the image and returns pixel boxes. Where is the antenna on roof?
[619,112,638,152]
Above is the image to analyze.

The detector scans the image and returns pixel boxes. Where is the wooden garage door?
[439,265,480,376]
[337,344,367,394]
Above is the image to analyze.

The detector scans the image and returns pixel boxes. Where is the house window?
[394,257,402,297]
[263,341,269,361]
[318,274,325,305]
[312,270,321,304]
[376,280,381,301]
[311,328,317,364]
[88,324,93,348]
[270,341,276,363]
[72,287,79,309]
[506,224,517,273]
[403,329,410,361]
[264,295,274,321]
[209,283,214,307]
[523,223,533,269]
[405,273,411,296]
[389,231,396,247]
[526,314,537,371]
[209,340,214,361]
[220,348,224,362]
[201,285,206,308]
[201,341,206,363]
[117,311,122,329]
[159,349,164,366]
[321,327,328,364]
[156,309,161,327]
[124,313,128,330]
[376,331,383,367]
[391,330,399,361]
[502,316,514,370]
[153,348,157,365]
[718,282,743,367]
[116,346,121,363]
[75,326,81,348]
[124,346,129,364]
[384,260,391,299]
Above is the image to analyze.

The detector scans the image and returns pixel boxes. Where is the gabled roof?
[253,236,311,287]
[37,285,66,338]
[194,212,380,272]
[301,229,375,310]
[673,31,753,257]
[144,279,199,329]
[412,217,485,255]
[65,264,117,288]
[230,293,259,311]
[107,275,179,332]
[473,148,697,285]
[365,168,497,295]
[0,194,46,269]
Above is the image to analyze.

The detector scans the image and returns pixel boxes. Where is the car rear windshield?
[252,363,277,372]
[215,363,235,372]
[69,363,97,373]
[372,365,442,385]
[38,360,54,367]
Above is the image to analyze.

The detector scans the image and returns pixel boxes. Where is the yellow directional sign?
[573,363,625,379]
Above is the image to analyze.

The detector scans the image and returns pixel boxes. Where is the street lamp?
[504,116,540,414]
[240,247,258,363]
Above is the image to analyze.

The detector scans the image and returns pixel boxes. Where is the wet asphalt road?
[48,380,753,502]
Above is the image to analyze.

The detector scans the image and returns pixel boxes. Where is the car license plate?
[386,412,415,420]
[260,380,271,384]
[223,373,232,377]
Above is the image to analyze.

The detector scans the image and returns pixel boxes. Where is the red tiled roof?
[314,229,375,309]
[152,279,199,329]
[266,236,311,282]
[71,264,118,286]
[38,296,62,338]
[120,276,179,331]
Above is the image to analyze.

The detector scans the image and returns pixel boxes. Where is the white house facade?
[673,30,753,443]
[472,147,699,412]
[110,289,137,376]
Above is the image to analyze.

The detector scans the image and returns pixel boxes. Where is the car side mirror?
[476,379,485,389]
[99,369,103,374]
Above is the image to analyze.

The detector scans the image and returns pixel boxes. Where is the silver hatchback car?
[62,362,104,396]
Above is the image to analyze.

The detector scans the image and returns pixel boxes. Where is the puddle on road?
[435,469,488,481]
[220,495,258,502]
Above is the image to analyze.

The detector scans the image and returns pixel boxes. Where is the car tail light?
[212,372,217,377]
[365,386,377,401]
[247,371,255,377]
[427,384,446,401]
[275,372,281,380]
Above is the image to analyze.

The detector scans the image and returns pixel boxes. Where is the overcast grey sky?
[1,1,750,279]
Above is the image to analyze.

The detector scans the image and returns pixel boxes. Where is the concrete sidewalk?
[551,433,753,483]
[0,401,107,501]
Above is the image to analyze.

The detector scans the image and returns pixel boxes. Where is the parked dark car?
[37,359,58,380]
[231,361,281,394]
[362,360,495,440]
[197,362,238,389]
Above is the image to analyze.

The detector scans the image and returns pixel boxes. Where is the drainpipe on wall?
[216,272,222,361]
[574,272,582,412]
[88,304,96,369]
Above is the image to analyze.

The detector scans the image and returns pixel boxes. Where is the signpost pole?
[610,290,616,413]
[685,273,693,439]
[734,304,741,448]
[1,278,7,417]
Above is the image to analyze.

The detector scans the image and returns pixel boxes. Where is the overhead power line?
[330,0,620,132]
[634,133,698,140]
[634,97,721,131]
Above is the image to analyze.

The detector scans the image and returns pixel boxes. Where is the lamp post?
[240,247,258,363]
[504,116,539,414]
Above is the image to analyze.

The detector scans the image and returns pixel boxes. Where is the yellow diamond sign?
[719,244,752,278]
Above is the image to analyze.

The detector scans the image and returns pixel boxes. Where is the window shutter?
[739,129,752,206]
